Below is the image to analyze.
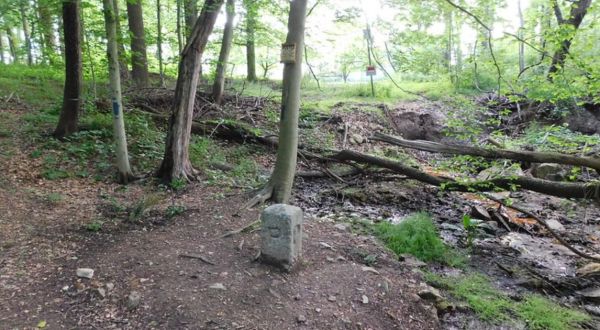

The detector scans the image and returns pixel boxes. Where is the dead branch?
[373,132,600,172]
[178,253,216,265]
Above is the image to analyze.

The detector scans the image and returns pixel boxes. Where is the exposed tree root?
[242,183,274,210]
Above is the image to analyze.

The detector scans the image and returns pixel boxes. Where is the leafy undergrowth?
[425,273,591,330]
[373,212,465,267]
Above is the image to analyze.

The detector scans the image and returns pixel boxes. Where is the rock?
[260,204,303,271]
[477,166,524,181]
[439,223,463,232]
[478,221,499,235]
[127,291,142,310]
[578,287,600,301]
[399,254,427,268]
[544,219,565,232]
[417,286,443,303]
[577,263,600,277]
[209,283,226,290]
[296,315,307,324]
[333,223,350,232]
[106,282,114,291]
[361,295,369,304]
[531,163,566,181]
[351,134,365,144]
[361,266,380,275]
[76,268,94,279]
[328,295,337,302]
[471,205,491,220]
[96,288,106,298]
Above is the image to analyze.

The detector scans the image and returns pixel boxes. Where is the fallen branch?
[373,132,600,172]
[484,194,600,262]
[220,219,260,238]
[178,253,216,265]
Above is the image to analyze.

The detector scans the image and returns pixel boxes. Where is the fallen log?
[333,150,600,200]
[372,132,600,172]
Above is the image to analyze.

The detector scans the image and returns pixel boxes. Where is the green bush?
[374,212,447,262]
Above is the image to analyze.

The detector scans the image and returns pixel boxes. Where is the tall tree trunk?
[212,0,235,104]
[19,2,33,65]
[518,0,525,73]
[103,0,135,183]
[547,0,592,81]
[157,0,224,182]
[6,28,19,64]
[444,9,453,73]
[176,0,183,54]
[183,0,197,41]
[157,0,164,86]
[244,0,257,82]
[113,0,129,79]
[267,0,308,203]
[54,0,82,139]
[0,31,5,64]
[126,0,149,87]
[38,0,57,65]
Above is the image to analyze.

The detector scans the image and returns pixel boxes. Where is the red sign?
[366,66,376,76]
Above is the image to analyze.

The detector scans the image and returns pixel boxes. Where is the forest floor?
[1,78,600,329]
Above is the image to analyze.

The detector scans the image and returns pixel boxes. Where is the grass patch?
[373,212,465,267]
[425,272,591,329]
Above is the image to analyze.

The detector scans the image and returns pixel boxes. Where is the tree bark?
[373,132,600,172]
[518,0,525,73]
[244,0,257,82]
[157,0,224,182]
[156,0,164,86]
[54,0,82,139]
[19,2,33,65]
[176,0,183,54]
[0,31,5,64]
[334,150,600,200]
[112,0,129,79]
[547,0,592,81]
[212,0,235,104]
[103,0,135,183]
[5,28,18,64]
[126,0,149,87]
[267,0,308,203]
[38,0,57,65]
[183,0,198,41]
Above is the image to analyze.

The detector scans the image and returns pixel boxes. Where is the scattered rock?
[471,205,491,220]
[531,163,566,181]
[96,288,106,298]
[361,266,380,275]
[333,223,350,232]
[544,219,565,232]
[578,287,600,302]
[209,283,227,290]
[296,315,307,324]
[350,134,365,144]
[127,291,142,310]
[327,295,337,302]
[76,268,94,279]
[398,254,426,268]
[477,166,524,181]
[106,282,115,291]
[417,286,443,303]
[478,221,499,235]
[439,223,463,232]
[577,263,600,277]
[361,295,369,304]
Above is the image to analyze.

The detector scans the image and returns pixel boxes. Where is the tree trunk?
[0,31,5,64]
[54,0,82,139]
[444,9,453,73]
[212,0,236,104]
[126,0,149,87]
[113,0,129,79]
[38,0,57,65]
[19,2,33,65]
[244,0,257,82]
[518,0,525,73]
[6,28,19,64]
[103,0,135,183]
[157,0,224,182]
[547,0,592,81]
[372,132,600,172]
[176,0,183,54]
[267,0,308,203]
[183,0,197,41]
[156,0,164,86]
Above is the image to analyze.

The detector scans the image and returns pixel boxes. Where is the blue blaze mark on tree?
[112,100,120,117]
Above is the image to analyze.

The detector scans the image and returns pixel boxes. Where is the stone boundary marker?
[260,204,303,271]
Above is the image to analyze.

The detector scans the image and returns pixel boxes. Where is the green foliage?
[462,214,477,247]
[85,220,104,232]
[45,193,64,204]
[510,123,600,154]
[169,178,187,191]
[128,194,163,222]
[425,272,591,328]
[374,212,448,263]
[165,205,186,219]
